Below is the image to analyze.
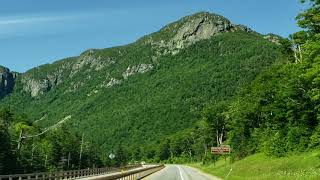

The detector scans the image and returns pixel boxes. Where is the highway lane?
[143,165,220,180]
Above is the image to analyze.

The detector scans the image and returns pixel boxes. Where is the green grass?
[189,151,320,180]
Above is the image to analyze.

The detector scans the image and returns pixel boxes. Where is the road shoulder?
[183,165,221,180]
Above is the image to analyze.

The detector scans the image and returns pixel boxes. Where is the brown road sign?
[211,146,231,155]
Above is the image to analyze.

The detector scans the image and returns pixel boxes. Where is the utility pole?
[79,133,84,169]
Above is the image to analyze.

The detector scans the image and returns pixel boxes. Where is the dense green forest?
[0,108,102,173]
[223,0,320,159]
[156,0,320,162]
[0,0,319,175]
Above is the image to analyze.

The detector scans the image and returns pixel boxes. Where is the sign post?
[211,145,231,155]
[109,153,115,160]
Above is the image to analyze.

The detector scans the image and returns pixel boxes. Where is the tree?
[132,147,142,161]
[157,139,171,161]
[279,38,295,61]
[297,0,320,35]
[202,101,230,147]
[0,118,16,174]
[115,143,128,167]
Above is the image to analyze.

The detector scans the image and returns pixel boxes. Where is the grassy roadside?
[188,151,320,180]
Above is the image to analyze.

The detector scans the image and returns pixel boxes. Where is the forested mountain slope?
[0,12,282,165]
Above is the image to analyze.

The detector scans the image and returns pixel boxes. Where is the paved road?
[143,165,220,180]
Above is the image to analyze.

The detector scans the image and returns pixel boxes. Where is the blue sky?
[0,0,304,72]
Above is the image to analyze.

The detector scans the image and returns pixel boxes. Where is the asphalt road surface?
[143,165,220,180]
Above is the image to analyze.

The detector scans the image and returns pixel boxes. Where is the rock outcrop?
[122,64,154,79]
[13,12,274,98]
[20,49,118,97]
[21,68,67,97]
[21,78,50,97]
[263,33,282,45]
[149,12,253,56]
[70,49,115,77]
[106,78,122,88]
[0,66,17,98]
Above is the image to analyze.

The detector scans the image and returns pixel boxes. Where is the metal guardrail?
[0,164,141,180]
[92,165,165,180]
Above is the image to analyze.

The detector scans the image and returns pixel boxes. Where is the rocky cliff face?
[0,66,17,98]
[21,65,69,97]
[20,48,119,97]
[10,12,275,98]
[146,12,254,58]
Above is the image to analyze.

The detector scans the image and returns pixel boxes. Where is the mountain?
[0,66,18,98]
[0,12,281,153]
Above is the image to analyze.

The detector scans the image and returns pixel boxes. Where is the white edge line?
[178,166,185,180]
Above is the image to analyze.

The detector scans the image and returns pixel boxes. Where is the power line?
[21,115,72,139]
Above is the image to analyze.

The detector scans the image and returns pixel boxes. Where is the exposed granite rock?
[70,49,115,77]
[67,81,85,93]
[20,48,117,97]
[98,64,153,89]
[0,66,16,98]
[99,63,154,89]
[174,15,230,45]
[20,60,74,97]
[105,78,122,88]
[263,33,282,45]
[122,64,154,79]
[87,89,99,97]
[150,12,253,57]
[22,68,67,97]
[21,78,50,97]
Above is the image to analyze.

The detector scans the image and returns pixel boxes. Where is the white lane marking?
[178,166,185,180]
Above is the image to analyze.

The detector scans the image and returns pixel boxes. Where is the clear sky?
[0,0,304,72]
